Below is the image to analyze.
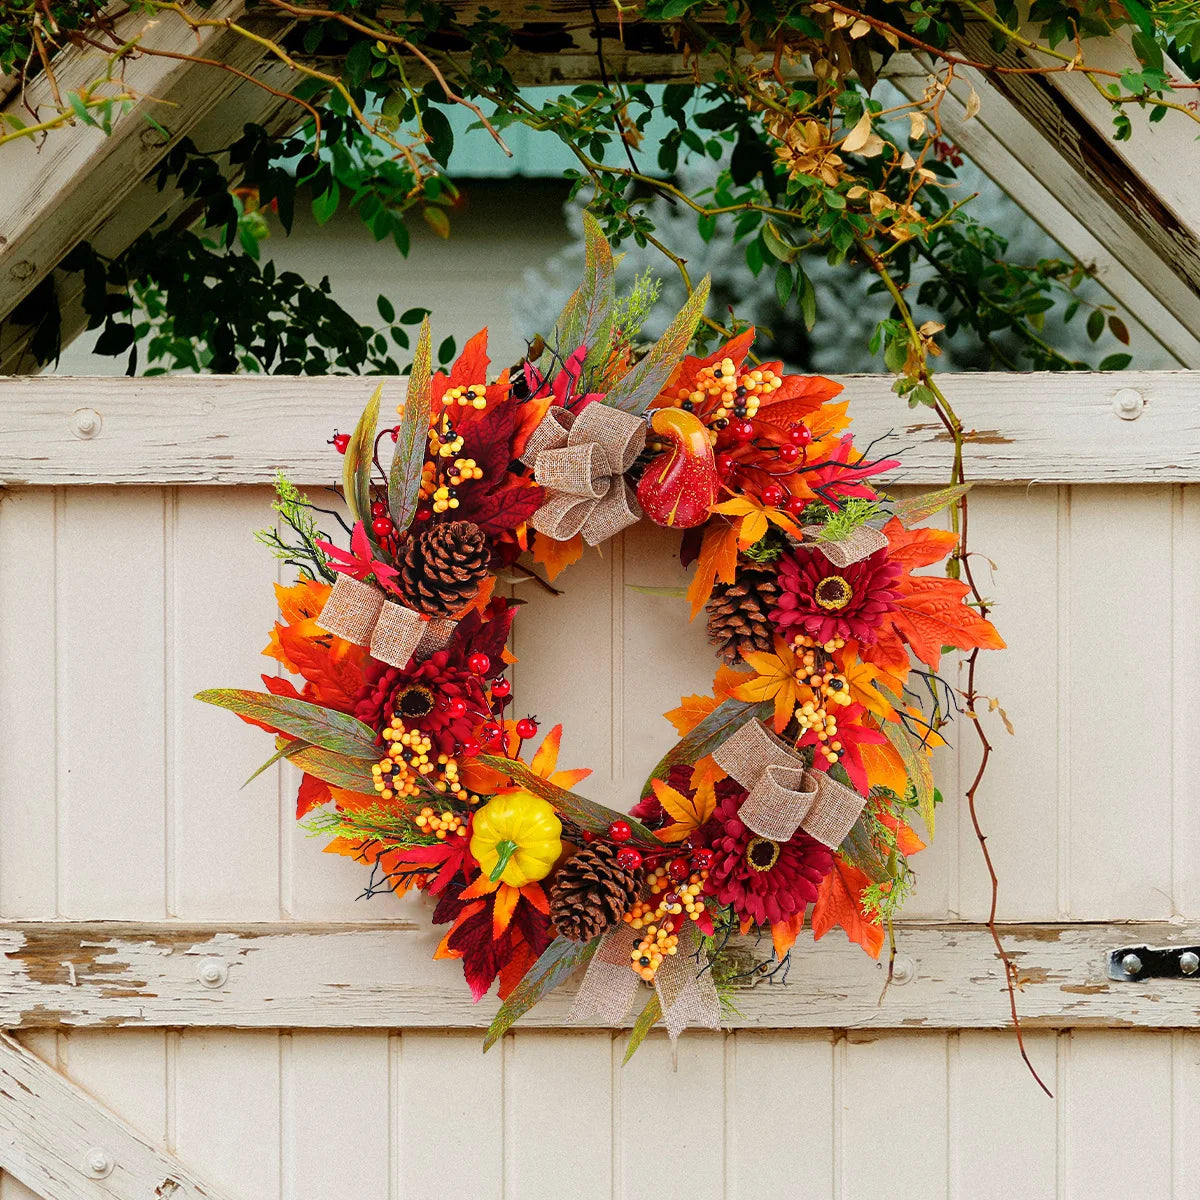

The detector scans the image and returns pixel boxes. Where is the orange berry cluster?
[371,718,473,803]
[414,806,467,840]
[630,925,679,982]
[448,457,482,487]
[670,357,782,428]
[444,384,488,410]
[622,865,710,982]
[623,870,708,930]
[791,634,851,765]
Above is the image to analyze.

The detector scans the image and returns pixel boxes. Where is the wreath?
[200,218,1004,1051]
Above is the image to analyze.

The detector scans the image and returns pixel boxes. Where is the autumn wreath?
[201,218,1004,1050]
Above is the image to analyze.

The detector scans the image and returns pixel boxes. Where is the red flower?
[352,600,515,756]
[771,546,901,645]
[702,788,833,927]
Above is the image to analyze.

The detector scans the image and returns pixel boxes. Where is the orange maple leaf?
[756,376,845,429]
[732,636,808,733]
[811,857,884,958]
[876,811,927,856]
[531,531,584,582]
[651,776,717,842]
[857,739,909,795]
[713,663,753,700]
[771,911,806,958]
[876,518,1006,671]
[686,521,739,619]
[664,693,720,737]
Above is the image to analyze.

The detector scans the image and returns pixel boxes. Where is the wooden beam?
[0,1,293,326]
[948,25,1200,339]
[889,65,1200,368]
[0,921,1197,1032]
[0,60,304,376]
[0,1033,236,1200]
[0,371,1196,487]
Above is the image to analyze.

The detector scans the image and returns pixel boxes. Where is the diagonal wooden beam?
[946,24,1200,340]
[890,64,1200,368]
[0,1033,237,1200]
[0,1,293,328]
[0,59,303,376]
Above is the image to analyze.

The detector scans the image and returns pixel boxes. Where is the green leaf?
[422,206,450,239]
[388,317,432,531]
[280,741,380,792]
[625,584,688,598]
[1099,353,1132,371]
[196,690,381,760]
[891,482,972,527]
[623,992,662,1063]
[763,220,802,263]
[640,696,772,798]
[424,106,454,167]
[343,383,383,530]
[775,264,794,308]
[478,755,655,841]
[243,738,306,787]
[798,270,817,331]
[483,935,598,1050]
[312,182,340,225]
[564,212,617,377]
[605,277,711,412]
[1086,308,1105,342]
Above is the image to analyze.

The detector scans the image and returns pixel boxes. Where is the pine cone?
[706,566,781,665]
[549,843,644,942]
[399,520,490,617]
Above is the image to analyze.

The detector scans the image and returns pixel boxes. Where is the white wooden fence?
[1,373,1198,1200]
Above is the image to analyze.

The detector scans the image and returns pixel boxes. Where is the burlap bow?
[521,404,646,545]
[569,920,720,1040]
[316,574,457,668]
[802,523,888,568]
[713,718,866,848]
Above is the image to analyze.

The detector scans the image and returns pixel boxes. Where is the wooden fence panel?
[2,375,1198,1198]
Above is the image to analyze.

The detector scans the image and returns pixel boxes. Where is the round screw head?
[891,954,917,985]
[84,1148,114,1178]
[197,958,228,988]
[1180,951,1199,976]
[1121,952,1143,977]
[1112,388,1144,420]
[70,407,102,439]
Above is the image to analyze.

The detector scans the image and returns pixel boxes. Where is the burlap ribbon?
[315,574,457,668]
[520,404,646,545]
[712,719,867,848]
[569,920,720,1040]
[802,524,888,568]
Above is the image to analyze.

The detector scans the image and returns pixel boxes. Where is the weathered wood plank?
[0,2,293,325]
[1,921,1197,1032]
[1,372,1197,486]
[955,25,1200,334]
[889,65,1200,368]
[0,1033,235,1200]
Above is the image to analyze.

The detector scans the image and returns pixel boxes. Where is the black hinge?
[1107,945,1200,981]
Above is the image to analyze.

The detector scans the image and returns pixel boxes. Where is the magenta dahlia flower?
[703,789,834,926]
[769,546,900,645]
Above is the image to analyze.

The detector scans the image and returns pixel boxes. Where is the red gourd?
[636,409,720,528]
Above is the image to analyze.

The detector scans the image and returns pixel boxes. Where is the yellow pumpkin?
[470,791,563,886]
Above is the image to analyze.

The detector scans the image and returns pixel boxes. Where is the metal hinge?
[1108,945,1200,981]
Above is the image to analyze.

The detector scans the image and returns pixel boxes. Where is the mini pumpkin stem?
[489,838,518,882]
